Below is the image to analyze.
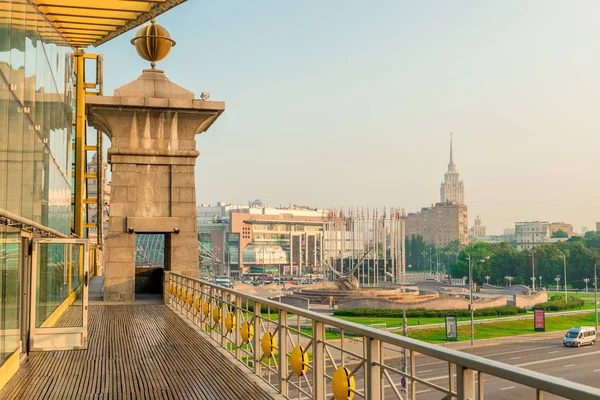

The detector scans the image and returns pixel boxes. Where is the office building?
[196,202,327,276]
[405,202,469,248]
[515,221,550,250]
[549,222,574,237]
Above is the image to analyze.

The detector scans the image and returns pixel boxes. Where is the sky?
[97,1,600,235]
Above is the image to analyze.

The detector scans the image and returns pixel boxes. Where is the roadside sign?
[534,309,545,332]
[401,377,406,389]
[445,314,458,341]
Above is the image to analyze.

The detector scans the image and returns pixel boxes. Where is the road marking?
[501,386,515,390]
[517,350,600,368]
[420,369,433,373]
[416,389,431,394]
[549,351,559,354]
[564,364,575,368]
[510,356,522,360]
[415,344,560,368]
[594,369,600,372]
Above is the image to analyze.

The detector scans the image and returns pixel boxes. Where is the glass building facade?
[0,0,75,370]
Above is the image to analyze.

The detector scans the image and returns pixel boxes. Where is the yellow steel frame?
[29,0,187,48]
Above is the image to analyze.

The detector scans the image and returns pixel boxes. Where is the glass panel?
[35,243,83,328]
[6,99,24,215]
[0,227,21,364]
[9,0,25,103]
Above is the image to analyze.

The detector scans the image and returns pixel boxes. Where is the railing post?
[163,271,170,305]
[235,294,242,360]
[456,365,475,400]
[210,286,216,341]
[449,363,455,396]
[478,371,484,400]
[312,320,325,400]
[278,310,289,397]
[253,301,262,376]
[410,349,416,400]
[365,337,382,400]
[221,290,227,348]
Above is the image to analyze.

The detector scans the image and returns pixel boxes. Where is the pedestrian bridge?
[0,279,277,400]
[2,275,600,400]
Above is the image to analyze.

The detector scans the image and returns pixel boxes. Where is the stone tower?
[86,68,224,301]
[440,133,465,204]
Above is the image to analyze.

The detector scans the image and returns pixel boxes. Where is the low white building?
[515,221,550,250]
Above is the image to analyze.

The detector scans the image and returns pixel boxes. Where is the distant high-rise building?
[503,228,516,237]
[582,227,589,235]
[596,222,600,232]
[405,202,469,248]
[440,134,465,204]
[470,215,486,237]
[549,222,574,237]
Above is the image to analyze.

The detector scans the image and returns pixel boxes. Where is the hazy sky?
[98,1,600,234]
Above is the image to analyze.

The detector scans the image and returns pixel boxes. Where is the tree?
[552,230,569,238]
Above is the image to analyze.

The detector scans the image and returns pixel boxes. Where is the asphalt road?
[408,340,600,399]
[285,338,600,399]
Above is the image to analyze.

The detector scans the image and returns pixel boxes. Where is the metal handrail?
[0,207,68,238]
[168,272,600,399]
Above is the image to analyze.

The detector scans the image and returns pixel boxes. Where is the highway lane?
[285,338,600,399]
[394,339,600,399]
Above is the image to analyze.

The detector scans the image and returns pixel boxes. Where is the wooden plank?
[0,304,275,399]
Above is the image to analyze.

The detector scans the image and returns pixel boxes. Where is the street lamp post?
[429,248,432,275]
[555,275,560,292]
[466,252,473,346]
[465,254,488,346]
[485,275,490,285]
[505,275,513,287]
[594,262,598,334]
[558,249,567,302]
[584,278,590,293]
[531,248,537,291]
[539,276,542,290]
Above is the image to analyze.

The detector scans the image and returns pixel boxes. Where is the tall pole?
[563,253,567,302]
[429,248,432,275]
[594,262,598,334]
[466,252,474,346]
[531,249,536,291]
[559,249,567,302]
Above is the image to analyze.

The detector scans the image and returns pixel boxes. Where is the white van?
[215,276,233,289]
[563,326,596,347]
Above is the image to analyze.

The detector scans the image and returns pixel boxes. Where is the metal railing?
[166,272,600,400]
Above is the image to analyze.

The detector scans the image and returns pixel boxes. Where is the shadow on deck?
[1,285,276,399]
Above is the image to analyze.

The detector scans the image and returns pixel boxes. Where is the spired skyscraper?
[440,134,465,204]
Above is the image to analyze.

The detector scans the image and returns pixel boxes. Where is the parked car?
[563,326,596,347]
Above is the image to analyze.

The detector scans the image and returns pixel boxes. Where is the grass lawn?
[406,312,598,344]
[335,314,526,329]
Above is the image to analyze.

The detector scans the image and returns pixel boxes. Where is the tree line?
[448,232,600,289]
[405,232,600,289]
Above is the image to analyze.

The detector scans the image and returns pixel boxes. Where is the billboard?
[445,315,458,341]
[534,309,545,332]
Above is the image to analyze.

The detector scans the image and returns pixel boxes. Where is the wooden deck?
[1,305,275,400]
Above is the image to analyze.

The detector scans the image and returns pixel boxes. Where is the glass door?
[29,238,89,351]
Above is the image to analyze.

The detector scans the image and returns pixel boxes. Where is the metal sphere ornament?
[131,19,176,68]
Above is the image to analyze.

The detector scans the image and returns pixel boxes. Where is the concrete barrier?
[276,295,310,310]
[514,290,548,309]
[337,295,507,311]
